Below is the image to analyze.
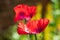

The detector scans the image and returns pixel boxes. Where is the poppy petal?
[26,20,39,34]
[37,18,49,33]
[26,18,49,34]
[28,6,36,18]
[14,4,29,22]
[17,22,29,34]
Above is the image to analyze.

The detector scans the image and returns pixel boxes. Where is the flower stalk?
[29,34,37,40]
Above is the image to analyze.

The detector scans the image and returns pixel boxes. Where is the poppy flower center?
[30,13,33,18]
[19,12,25,16]
[19,12,25,19]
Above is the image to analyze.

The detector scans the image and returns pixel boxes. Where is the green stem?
[29,34,37,40]
[35,34,37,40]
[58,0,60,9]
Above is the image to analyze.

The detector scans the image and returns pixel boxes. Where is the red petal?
[17,22,29,34]
[37,18,49,32]
[26,20,39,34]
[26,18,49,34]
[14,4,29,22]
[28,6,36,18]
[14,4,28,15]
[28,6,36,13]
[17,27,28,34]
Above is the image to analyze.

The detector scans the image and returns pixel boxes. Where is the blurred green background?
[0,0,60,40]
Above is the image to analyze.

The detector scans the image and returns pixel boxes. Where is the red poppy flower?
[17,18,49,34]
[14,4,36,23]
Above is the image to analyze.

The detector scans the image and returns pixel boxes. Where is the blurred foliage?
[0,0,60,40]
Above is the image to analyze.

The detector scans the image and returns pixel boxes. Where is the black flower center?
[30,14,33,18]
[19,12,25,17]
